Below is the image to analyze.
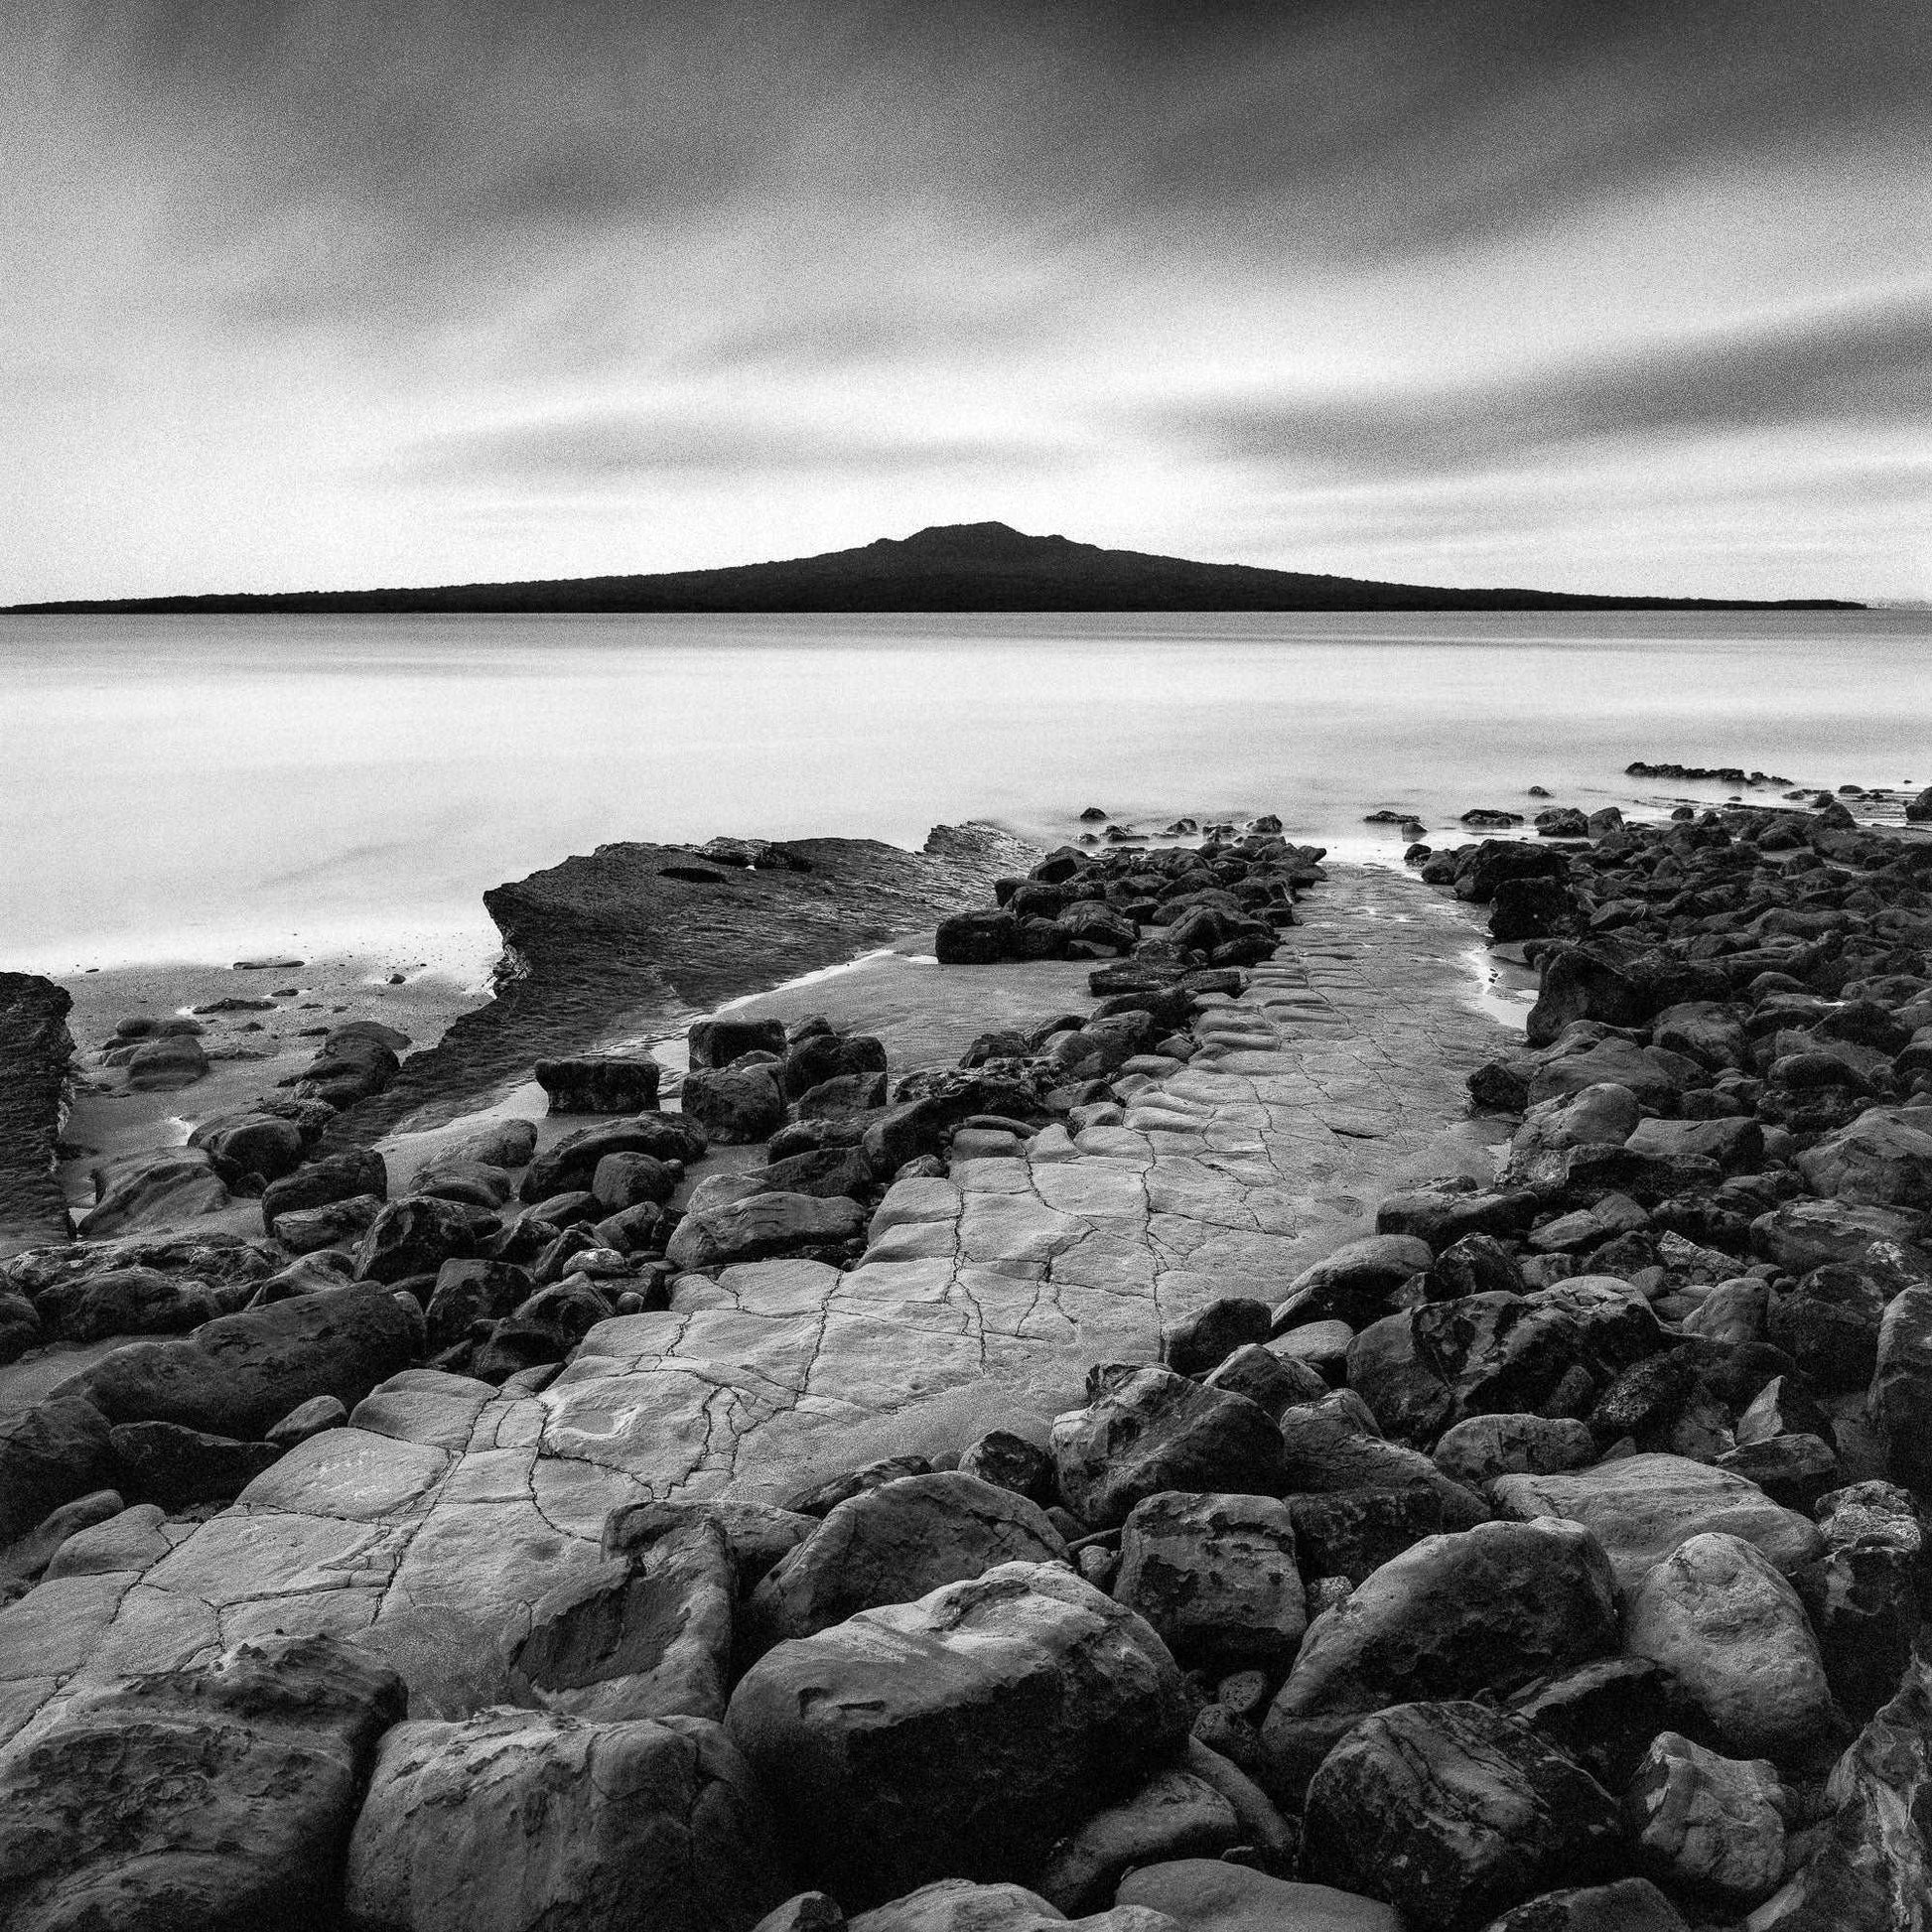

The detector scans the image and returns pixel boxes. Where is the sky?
[4,0,1928,604]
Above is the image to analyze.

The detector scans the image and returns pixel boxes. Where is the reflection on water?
[2,609,1925,972]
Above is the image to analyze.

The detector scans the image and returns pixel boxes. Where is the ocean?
[2,609,1926,976]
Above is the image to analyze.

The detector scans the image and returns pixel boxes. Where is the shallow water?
[3,608,1926,974]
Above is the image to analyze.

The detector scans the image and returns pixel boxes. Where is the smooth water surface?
[2,610,1926,973]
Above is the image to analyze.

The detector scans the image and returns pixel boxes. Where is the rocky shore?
[0,789,1929,1931]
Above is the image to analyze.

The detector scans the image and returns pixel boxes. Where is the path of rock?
[0,869,1511,1742]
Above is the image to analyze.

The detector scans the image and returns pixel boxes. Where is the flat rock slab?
[0,868,1510,1740]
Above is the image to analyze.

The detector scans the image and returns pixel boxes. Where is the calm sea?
[2,610,1926,975]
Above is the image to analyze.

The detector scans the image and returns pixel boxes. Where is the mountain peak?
[876,521,1074,557]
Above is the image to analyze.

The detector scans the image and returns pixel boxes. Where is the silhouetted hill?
[9,521,1860,613]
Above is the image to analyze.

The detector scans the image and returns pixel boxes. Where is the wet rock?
[681,1065,787,1144]
[0,973,75,1259]
[1113,1491,1306,1668]
[0,1633,404,1932]
[344,1709,786,1932]
[1288,1486,1474,1586]
[0,1289,39,1363]
[666,1190,868,1272]
[1624,1531,1835,1763]
[724,1562,1186,1908]
[1490,1452,1823,1593]
[744,1472,1067,1656]
[125,1030,209,1090]
[1794,1108,1932,1210]
[262,1148,389,1235]
[1503,1655,1679,1793]
[409,1160,515,1210]
[77,1146,229,1239]
[534,1055,662,1114]
[1763,1266,1890,1391]
[1302,1699,1620,1932]
[1051,1366,1286,1528]
[685,1147,870,1217]
[1625,1729,1787,1908]
[507,1512,736,1724]
[1261,1519,1618,1798]
[277,1192,385,1253]
[75,1279,421,1440]
[782,1032,889,1101]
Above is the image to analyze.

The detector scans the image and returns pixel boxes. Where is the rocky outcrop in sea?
[2,792,1930,1930]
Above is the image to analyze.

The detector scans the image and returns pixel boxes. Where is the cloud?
[401,407,1072,486]
[1150,287,1932,481]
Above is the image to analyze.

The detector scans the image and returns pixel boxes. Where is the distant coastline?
[5,521,1861,616]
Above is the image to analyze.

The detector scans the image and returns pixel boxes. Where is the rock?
[1278,1390,1485,1515]
[1765,1267,1890,1391]
[1870,1283,1932,1493]
[667,1191,868,1272]
[1163,1297,1272,1377]
[1033,1769,1238,1915]
[1795,1108,1932,1210]
[1302,1699,1620,1932]
[290,1028,400,1107]
[1718,1434,1839,1512]
[519,1115,706,1203]
[848,1881,1168,1930]
[1288,1486,1473,1586]
[344,1709,787,1932]
[1793,1544,1922,1725]
[35,1264,228,1343]
[681,1065,787,1145]
[956,1431,1055,1506]
[1051,1367,1285,1529]
[507,1512,736,1724]
[534,1055,662,1113]
[1261,1519,1618,1797]
[1626,1113,1764,1173]
[125,1030,209,1090]
[266,1393,349,1446]
[1525,941,1726,1049]
[1114,1491,1307,1667]
[262,1148,389,1234]
[0,973,75,1258]
[779,1454,933,1518]
[1200,1342,1329,1418]
[935,909,1018,964]
[685,1147,871,1217]
[76,1146,229,1239]
[1525,1036,1694,1111]
[782,1033,890,1101]
[688,1016,791,1067]
[1432,1415,1595,1489]
[277,1193,385,1253]
[1478,1878,1689,1931]
[1652,1000,1749,1071]
[1272,1235,1435,1331]
[353,1194,491,1284]
[724,1561,1187,1907]
[1624,1532,1835,1763]
[1624,1729,1787,1908]
[0,1488,122,1588]
[744,1473,1067,1656]
[1490,1452,1823,1593]
[1375,1186,1539,1252]
[0,1289,40,1363]
[424,1258,533,1351]
[590,1150,678,1211]
[75,1280,421,1440]
[756,1898,845,1932]
[0,1633,404,1932]
[1749,1198,1932,1296]
[108,1417,281,1506]
[1114,1860,1401,1931]
[1751,1649,1931,1931]
[1490,876,1575,942]
[0,1394,116,1544]
[1503,1656,1680,1792]
[407,1160,515,1210]
[189,1109,306,1181]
